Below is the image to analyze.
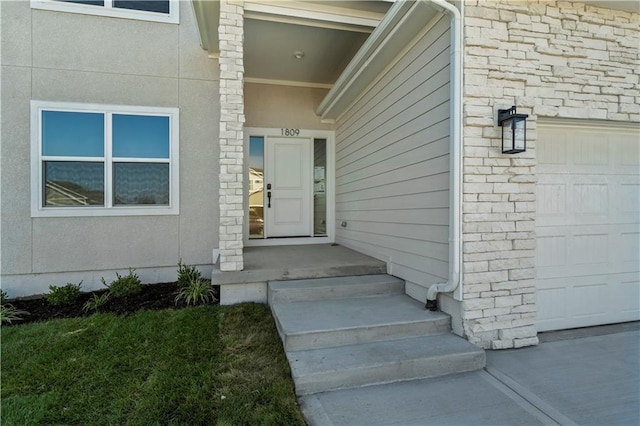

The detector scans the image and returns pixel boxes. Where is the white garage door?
[536,120,640,332]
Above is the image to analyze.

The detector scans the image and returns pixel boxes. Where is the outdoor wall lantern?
[497,106,529,154]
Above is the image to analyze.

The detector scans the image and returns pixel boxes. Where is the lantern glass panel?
[502,118,513,152]
[514,118,526,151]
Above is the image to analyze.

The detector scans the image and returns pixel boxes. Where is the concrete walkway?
[300,324,640,425]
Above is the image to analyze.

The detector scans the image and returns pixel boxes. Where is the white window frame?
[31,101,180,217]
[31,0,179,24]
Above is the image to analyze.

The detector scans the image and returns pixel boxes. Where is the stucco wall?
[462,0,639,348]
[335,17,452,301]
[0,1,220,296]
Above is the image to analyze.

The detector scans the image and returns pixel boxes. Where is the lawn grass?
[1,304,304,425]
[215,304,305,426]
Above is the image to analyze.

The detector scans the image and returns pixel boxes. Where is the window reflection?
[56,0,170,13]
[114,1,169,13]
[43,111,104,157]
[57,0,105,5]
[113,163,169,205]
[44,161,104,206]
[314,139,327,236]
[112,114,170,158]
[249,136,264,238]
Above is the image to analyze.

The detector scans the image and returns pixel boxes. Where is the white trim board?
[244,78,333,90]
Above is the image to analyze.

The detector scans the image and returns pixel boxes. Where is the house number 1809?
[281,128,300,136]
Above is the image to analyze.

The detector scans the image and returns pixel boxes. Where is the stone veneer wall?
[218,0,245,272]
[462,0,639,349]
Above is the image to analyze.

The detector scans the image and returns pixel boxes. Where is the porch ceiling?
[587,1,639,13]
[243,19,370,86]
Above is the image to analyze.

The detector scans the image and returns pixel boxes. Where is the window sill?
[31,205,179,218]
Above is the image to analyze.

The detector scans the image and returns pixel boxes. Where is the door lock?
[267,183,272,208]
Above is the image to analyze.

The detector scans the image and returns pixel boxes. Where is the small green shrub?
[1,303,29,324]
[177,260,201,289]
[0,290,7,304]
[102,268,141,298]
[175,279,216,306]
[83,292,110,313]
[45,282,83,306]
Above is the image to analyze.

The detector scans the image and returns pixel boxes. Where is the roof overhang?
[191,0,220,57]
[316,0,444,121]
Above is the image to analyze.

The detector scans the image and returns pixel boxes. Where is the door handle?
[267,183,272,208]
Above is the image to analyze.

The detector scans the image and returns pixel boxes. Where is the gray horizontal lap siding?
[335,17,451,286]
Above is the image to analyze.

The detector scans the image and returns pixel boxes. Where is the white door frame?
[244,127,335,246]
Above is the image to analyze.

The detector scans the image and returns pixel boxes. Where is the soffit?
[585,1,639,13]
[244,19,370,86]
[191,0,392,86]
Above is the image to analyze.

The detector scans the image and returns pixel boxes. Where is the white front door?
[265,137,312,237]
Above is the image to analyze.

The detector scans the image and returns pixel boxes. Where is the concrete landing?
[215,244,386,285]
[215,244,387,304]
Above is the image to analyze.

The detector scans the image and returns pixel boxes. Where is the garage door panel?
[574,182,608,216]
[540,130,638,173]
[571,282,608,318]
[620,182,640,215]
[537,274,636,331]
[536,277,608,331]
[618,134,639,167]
[536,286,567,328]
[618,279,640,314]
[574,132,609,167]
[621,230,640,271]
[538,176,628,226]
[536,234,567,271]
[622,231,640,260]
[537,181,567,220]
[571,232,608,269]
[537,132,567,167]
[537,224,635,279]
[536,121,640,331]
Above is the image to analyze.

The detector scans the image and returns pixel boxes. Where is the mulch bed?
[4,283,221,326]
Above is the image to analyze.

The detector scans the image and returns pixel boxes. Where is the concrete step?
[268,274,404,304]
[271,294,450,351]
[288,333,486,395]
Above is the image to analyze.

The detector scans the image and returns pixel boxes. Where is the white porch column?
[218,0,245,271]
